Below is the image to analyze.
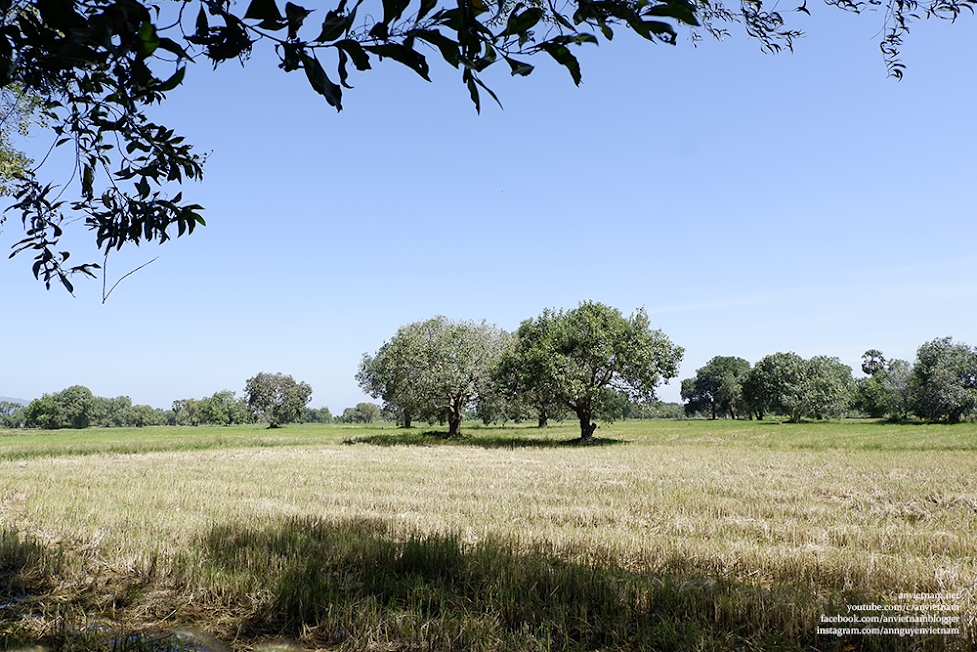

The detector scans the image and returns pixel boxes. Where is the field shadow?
[161,516,954,652]
[344,431,627,449]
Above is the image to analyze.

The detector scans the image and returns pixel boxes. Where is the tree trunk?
[537,406,549,428]
[402,412,412,429]
[576,409,597,442]
[447,398,463,438]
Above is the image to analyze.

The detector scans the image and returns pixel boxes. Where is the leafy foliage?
[680,355,750,419]
[742,352,852,422]
[1,0,972,290]
[339,401,382,423]
[23,384,97,428]
[0,85,41,195]
[910,337,977,423]
[502,301,683,440]
[0,400,26,427]
[359,316,509,436]
[244,371,313,427]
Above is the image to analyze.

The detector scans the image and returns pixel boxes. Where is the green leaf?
[154,66,186,92]
[417,0,438,21]
[642,1,700,26]
[157,37,189,59]
[195,6,209,33]
[627,13,675,40]
[472,42,496,71]
[300,52,343,110]
[137,22,159,59]
[337,47,352,88]
[364,44,431,81]
[576,33,600,44]
[334,40,371,71]
[81,164,93,198]
[502,7,544,36]
[381,0,412,25]
[280,42,302,71]
[473,74,502,109]
[413,30,460,68]
[285,2,313,39]
[244,0,287,29]
[550,10,575,30]
[315,7,356,42]
[540,42,581,85]
[464,70,480,113]
[504,56,533,76]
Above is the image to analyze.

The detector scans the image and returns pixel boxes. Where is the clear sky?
[2,4,975,411]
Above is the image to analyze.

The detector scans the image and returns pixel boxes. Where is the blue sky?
[2,4,975,411]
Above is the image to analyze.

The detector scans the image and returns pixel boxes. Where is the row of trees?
[680,338,977,423]
[855,339,977,423]
[9,372,315,429]
[357,302,684,440]
[10,386,163,429]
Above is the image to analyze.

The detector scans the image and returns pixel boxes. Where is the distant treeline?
[680,338,977,423]
[0,389,685,431]
[6,334,972,431]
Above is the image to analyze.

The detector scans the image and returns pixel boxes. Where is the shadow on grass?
[343,430,628,449]
[162,517,961,652]
[6,519,966,652]
[0,527,51,597]
[869,417,935,426]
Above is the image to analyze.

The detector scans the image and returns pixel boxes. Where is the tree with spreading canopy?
[742,352,852,422]
[680,355,751,419]
[503,301,683,441]
[23,384,97,428]
[491,331,569,428]
[197,389,250,425]
[357,333,435,428]
[244,371,313,427]
[339,401,382,423]
[359,316,509,437]
[0,0,972,292]
[910,337,977,423]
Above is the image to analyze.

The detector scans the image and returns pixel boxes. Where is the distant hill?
[0,396,30,405]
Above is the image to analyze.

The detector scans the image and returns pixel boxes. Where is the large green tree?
[1,0,970,290]
[197,389,250,425]
[492,331,570,428]
[357,333,435,428]
[244,372,313,427]
[910,337,977,423]
[853,350,901,418]
[23,384,97,428]
[360,316,509,437]
[506,302,683,441]
[742,352,852,422]
[339,402,382,423]
[680,355,751,419]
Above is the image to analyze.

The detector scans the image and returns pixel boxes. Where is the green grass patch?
[2,418,975,461]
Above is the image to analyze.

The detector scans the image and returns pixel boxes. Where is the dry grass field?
[0,419,974,651]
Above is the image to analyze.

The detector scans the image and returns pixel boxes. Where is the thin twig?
[102,252,159,303]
